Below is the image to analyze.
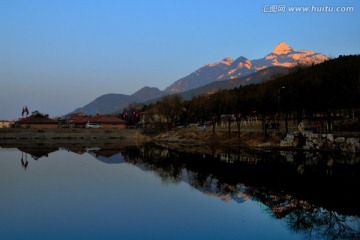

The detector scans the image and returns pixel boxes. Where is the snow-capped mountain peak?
[164,42,328,94]
[271,42,294,55]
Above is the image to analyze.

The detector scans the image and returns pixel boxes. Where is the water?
[0,144,359,240]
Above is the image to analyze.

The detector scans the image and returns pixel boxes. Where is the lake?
[0,143,359,240]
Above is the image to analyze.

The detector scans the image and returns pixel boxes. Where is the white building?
[0,120,14,128]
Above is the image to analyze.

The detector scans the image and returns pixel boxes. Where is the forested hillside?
[134,55,360,129]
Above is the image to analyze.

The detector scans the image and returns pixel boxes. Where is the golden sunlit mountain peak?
[272,42,293,55]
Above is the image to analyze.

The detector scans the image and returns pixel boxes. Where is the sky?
[1,0,359,119]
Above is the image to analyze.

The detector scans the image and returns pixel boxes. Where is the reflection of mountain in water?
[175,168,249,204]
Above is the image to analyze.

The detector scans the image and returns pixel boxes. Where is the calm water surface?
[0,144,359,240]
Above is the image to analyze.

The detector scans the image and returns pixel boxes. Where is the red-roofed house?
[16,111,58,129]
[72,114,126,129]
[58,113,88,127]
[90,115,126,129]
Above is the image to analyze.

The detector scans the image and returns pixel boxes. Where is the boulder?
[339,143,356,153]
[335,137,346,143]
[346,138,359,144]
[326,134,334,143]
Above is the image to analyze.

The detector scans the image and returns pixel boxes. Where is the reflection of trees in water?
[123,145,247,199]
[282,150,360,176]
[124,146,183,184]
[248,187,360,239]
[151,160,183,185]
[122,144,360,239]
[289,207,360,240]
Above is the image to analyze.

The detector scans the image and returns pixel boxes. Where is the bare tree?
[158,94,183,130]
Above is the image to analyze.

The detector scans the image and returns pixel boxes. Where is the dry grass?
[0,127,283,150]
[144,127,282,149]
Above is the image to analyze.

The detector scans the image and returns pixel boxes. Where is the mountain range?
[72,42,328,115]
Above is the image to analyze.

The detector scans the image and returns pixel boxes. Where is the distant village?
[0,107,127,129]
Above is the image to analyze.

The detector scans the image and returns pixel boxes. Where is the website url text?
[262,5,354,13]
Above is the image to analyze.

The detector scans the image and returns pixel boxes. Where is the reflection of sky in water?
[0,149,323,239]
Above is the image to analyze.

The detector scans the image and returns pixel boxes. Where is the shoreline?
[1,128,360,153]
[0,128,282,155]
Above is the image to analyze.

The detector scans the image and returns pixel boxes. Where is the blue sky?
[1,0,359,119]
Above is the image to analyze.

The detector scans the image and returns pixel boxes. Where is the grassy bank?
[141,127,283,150]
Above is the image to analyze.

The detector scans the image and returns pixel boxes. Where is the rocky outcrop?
[280,123,360,152]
